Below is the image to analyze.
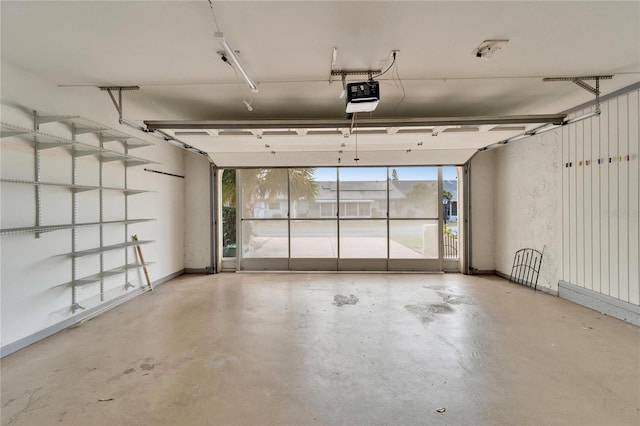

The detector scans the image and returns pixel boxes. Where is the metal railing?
[443,232,458,259]
[509,248,544,290]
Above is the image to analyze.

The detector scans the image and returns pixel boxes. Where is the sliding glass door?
[235,166,459,271]
[289,168,338,270]
[387,167,440,270]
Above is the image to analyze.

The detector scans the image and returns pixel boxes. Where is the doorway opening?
[217,166,461,272]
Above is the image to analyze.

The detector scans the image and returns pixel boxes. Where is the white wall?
[493,130,562,291]
[184,151,212,270]
[469,149,496,271]
[561,91,639,305]
[1,61,186,350]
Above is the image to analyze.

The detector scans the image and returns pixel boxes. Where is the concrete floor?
[1,273,639,426]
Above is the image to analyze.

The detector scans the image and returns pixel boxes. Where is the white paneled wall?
[562,90,640,305]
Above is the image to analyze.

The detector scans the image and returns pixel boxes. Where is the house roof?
[314,180,457,201]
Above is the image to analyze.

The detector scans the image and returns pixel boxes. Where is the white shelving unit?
[0,101,156,313]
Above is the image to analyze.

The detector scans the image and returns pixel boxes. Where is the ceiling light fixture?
[221,37,258,93]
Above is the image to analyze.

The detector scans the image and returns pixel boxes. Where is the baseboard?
[559,281,640,326]
[154,269,185,285]
[235,270,445,274]
[184,267,215,274]
[495,271,558,295]
[469,269,496,275]
[0,269,185,358]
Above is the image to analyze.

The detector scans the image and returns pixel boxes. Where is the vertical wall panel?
[562,124,571,282]
[629,91,639,306]
[583,109,593,291]
[562,89,639,306]
[599,102,610,296]
[576,110,585,287]
[608,99,619,299]
[591,109,601,293]
[569,120,578,282]
[618,96,629,302]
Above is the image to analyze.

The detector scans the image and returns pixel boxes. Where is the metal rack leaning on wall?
[0,99,156,313]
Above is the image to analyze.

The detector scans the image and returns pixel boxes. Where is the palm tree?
[224,168,318,215]
[442,190,453,225]
[287,168,319,200]
[221,169,236,206]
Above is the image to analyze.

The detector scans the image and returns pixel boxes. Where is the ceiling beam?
[145,114,566,131]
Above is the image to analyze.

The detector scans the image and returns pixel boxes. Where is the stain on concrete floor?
[333,294,359,306]
[438,292,472,305]
[405,303,454,325]
[208,355,238,368]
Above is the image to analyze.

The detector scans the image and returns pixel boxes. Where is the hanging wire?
[207,0,221,33]
[353,112,360,163]
[371,52,397,80]
[393,57,407,115]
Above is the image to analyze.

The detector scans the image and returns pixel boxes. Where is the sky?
[313,166,458,181]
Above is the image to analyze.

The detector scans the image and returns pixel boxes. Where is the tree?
[221,169,236,206]
[288,168,319,200]
[406,182,437,201]
[442,190,453,224]
[223,168,318,217]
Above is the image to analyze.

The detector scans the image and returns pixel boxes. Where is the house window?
[320,203,335,217]
[358,202,371,217]
[340,202,362,217]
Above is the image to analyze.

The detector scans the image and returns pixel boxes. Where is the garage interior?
[1,1,639,425]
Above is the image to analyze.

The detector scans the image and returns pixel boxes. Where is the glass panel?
[221,169,237,258]
[290,220,337,258]
[339,220,387,258]
[389,167,438,218]
[291,167,336,219]
[442,165,458,228]
[241,220,288,258]
[390,220,439,259]
[442,166,459,259]
[240,168,288,219]
[443,227,459,259]
[338,167,387,218]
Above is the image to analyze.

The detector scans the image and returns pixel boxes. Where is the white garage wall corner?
[1,60,187,354]
[184,151,212,272]
[136,139,186,282]
[469,149,496,272]
[493,130,562,292]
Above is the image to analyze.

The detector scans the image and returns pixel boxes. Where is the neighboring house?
[251,180,458,220]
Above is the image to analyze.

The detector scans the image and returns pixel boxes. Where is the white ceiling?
[2,1,639,166]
